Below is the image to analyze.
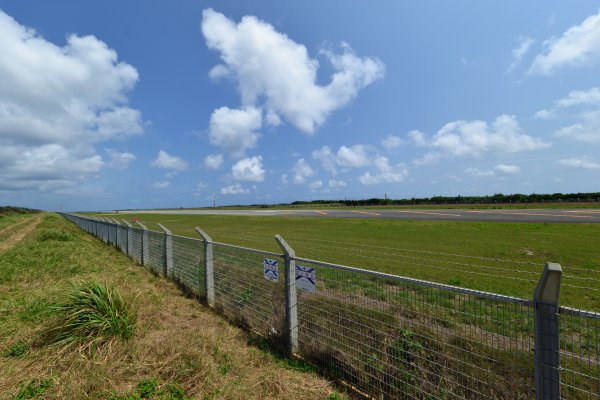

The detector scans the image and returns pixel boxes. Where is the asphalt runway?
[115,208,600,223]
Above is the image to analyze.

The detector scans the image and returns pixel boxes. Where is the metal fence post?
[275,234,298,355]
[534,262,562,400]
[137,221,149,266]
[158,223,173,278]
[122,220,132,256]
[195,228,214,307]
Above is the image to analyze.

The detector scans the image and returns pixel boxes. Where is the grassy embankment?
[0,213,346,399]
[105,213,600,311]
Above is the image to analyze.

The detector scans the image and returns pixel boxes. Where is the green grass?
[46,280,136,352]
[105,213,600,310]
[1,214,342,399]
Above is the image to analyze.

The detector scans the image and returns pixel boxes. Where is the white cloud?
[328,179,346,188]
[465,164,521,178]
[535,87,600,142]
[336,145,369,168]
[558,157,600,170]
[151,150,189,171]
[280,174,289,184]
[358,156,408,185]
[105,149,136,169]
[432,114,549,157]
[204,153,224,170]
[0,10,143,191]
[465,168,495,178]
[201,9,384,134]
[555,110,600,142]
[152,180,170,189]
[529,11,600,75]
[292,158,315,184]
[407,130,427,147]
[208,106,261,158]
[494,164,521,175]
[308,180,323,190]
[506,37,535,74]
[312,146,337,175]
[413,152,441,167]
[381,135,403,150]
[231,155,265,182]
[221,183,249,195]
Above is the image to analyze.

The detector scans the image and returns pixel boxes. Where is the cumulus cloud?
[464,168,495,178]
[0,10,143,191]
[201,8,384,135]
[359,156,408,185]
[231,156,265,182]
[204,153,224,170]
[557,157,600,170]
[465,164,521,178]
[151,150,189,171]
[494,164,521,175]
[208,106,261,158]
[292,158,315,184]
[312,146,337,175]
[529,11,600,75]
[506,37,535,74]
[431,114,548,157]
[328,179,346,188]
[105,149,136,169]
[537,87,600,143]
[336,145,370,167]
[308,180,323,190]
[221,183,249,195]
[381,135,403,150]
[407,130,427,147]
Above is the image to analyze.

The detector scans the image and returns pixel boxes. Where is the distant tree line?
[281,192,600,207]
[222,192,600,208]
[0,206,41,215]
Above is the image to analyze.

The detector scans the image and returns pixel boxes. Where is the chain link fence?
[62,213,599,400]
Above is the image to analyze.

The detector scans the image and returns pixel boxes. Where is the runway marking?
[466,210,592,218]
[566,210,600,213]
[313,210,328,215]
[351,210,382,216]
[396,210,462,217]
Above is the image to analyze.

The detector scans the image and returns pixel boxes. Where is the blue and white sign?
[295,264,316,293]
[263,258,279,282]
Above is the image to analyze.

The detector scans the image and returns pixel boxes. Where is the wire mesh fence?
[62,213,600,400]
[147,230,165,276]
[559,307,600,399]
[212,242,286,340]
[171,234,205,298]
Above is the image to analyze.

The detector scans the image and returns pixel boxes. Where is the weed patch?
[45,281,136,352]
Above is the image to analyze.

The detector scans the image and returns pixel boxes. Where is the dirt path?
[0,214,43,254]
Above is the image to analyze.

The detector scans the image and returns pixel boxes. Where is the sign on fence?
[263,258,279,282]
[295,265,315,292]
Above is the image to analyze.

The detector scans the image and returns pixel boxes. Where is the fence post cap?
[157,223,172,235]
[136,221,148,230]
[274,234,295,257]
[534,262,562,304]
[195,227,212,242]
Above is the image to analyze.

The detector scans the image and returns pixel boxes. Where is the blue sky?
[1,1,600,211]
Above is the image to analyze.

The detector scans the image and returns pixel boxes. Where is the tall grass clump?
[47,281,136,352]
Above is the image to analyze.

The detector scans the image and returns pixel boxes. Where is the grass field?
[0,214,347,399]
[98,212,600,311]
[128,201,600,211]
